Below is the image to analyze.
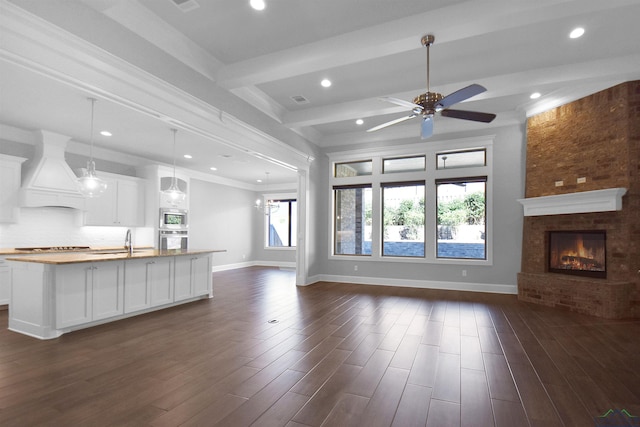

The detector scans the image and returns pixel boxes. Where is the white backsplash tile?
[0,207,154,248]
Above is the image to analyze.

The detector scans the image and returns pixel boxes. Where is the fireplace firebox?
[547,230,606,278]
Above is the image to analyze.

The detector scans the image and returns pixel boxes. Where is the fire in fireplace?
[548,230,606,278]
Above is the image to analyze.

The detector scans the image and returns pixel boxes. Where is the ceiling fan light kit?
[369,34,496,139]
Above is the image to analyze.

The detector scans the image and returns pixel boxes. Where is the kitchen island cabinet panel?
[174,256,193,301]
[92,262,124,321]
[149,257,174,307]
[192,255,212,297]
[0,257,10,305]
[7,250,218,339]
[56,264,93,328]
[56,261,124,328]
[124,259,151,314]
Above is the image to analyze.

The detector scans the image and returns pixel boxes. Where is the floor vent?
[291,95,310,105]
[170,0,200,12]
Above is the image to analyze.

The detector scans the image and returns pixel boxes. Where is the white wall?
[188,178,257,267]
[307,125,526,293]
[189,178,298,269]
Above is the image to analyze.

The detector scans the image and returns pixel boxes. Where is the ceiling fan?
[368,34,496,139]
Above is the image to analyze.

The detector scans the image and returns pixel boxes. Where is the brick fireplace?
[517,81,640,319]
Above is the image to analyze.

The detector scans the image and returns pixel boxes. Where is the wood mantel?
[517,188,627,216]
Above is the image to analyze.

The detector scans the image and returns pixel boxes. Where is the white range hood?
[19,130,85,209]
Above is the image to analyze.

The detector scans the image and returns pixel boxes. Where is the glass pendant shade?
[77,98,107,198]
[164,176,187,206]
[161,128,187,206]
[255,172,279,215]
[255,198,279,215]
[77,159,107,197]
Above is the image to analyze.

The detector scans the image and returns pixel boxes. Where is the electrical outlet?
[577,177,586,184]
[462,269,467,277]
[242,254,246,259]
[354,265,358,271]
[555,180,564,187]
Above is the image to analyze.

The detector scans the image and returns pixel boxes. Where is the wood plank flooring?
[1,266,639,426]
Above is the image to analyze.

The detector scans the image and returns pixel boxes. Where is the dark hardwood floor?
[1,266,639,426]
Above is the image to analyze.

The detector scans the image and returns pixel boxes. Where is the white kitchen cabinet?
[124,258,151,313]
[56,261,124,328]
[192,255,212,297]
[92,262,125,321]
[7,252,215,339]
[0,257,10,305]
[84,173,145,226]
[0,154,27,223]
[174,254,212,301]
[125,256,173,312]
[173,256,193,301]
[149,257,174,307]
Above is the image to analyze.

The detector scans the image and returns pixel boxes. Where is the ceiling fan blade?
[440,109,496,123]
[379,97,422,111]
[435,83,486,110]
[367,114,417,132]
[421,115,433,139]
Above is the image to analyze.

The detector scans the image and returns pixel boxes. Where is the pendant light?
[77,97,107,197]
[255,172,279,215]
[162,128,186,206]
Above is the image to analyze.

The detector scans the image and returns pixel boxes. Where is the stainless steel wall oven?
[159,208,188,250]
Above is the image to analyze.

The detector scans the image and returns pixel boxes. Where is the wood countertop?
[0,246,154,256]
[5,249,226,264]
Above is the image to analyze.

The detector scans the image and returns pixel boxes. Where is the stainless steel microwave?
[159,208,188,229]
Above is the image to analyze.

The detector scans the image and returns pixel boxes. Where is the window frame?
[333,184,373,256]
[435,176,487,260]
[263,193,297,250]
[381,180,426,258]
[328,137,493,266]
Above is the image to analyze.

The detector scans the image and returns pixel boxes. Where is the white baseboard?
[306,274,517,295]
[212,260,296,273]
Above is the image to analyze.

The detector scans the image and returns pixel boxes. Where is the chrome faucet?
[124,229,132,255]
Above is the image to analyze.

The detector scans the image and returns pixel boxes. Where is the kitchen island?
[6,249,225,339]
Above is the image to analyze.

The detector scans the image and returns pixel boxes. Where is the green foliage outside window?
[438,192,485,226]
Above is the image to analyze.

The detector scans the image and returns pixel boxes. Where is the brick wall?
[519,81,640,318]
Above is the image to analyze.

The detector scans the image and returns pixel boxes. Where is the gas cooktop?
[15,246,91,252]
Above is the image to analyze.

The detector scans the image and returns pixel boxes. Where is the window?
[383,156,426,174]
[436,178,486,259]
[382,182,425,257]
[267,199,297,247]
[334,185,372,255]
[329,137,493,264]
[335,160,372,177]
[436,149,486,170]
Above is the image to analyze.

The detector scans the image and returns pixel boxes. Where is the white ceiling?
[2,0,640,186]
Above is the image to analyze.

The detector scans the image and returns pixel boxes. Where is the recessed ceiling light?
[100,130,112,137]
[569,27,585,39]
[210,167,217,171]
[321,79,332,88]
[530,92,541,99]
[183,154,192,159]
[257,179,263,183]
[249,0,265,11]
[356,119,364,125]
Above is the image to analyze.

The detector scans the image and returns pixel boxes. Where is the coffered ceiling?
[1,0,640,185]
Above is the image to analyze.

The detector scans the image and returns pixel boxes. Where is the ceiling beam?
[215,0,634,90]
